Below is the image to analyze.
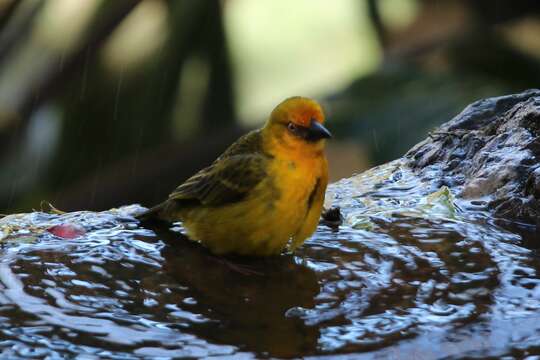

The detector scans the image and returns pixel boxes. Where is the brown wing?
[169,130,269,207]
[169,154,267,206]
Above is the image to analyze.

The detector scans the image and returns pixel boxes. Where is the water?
[0,160,539,359]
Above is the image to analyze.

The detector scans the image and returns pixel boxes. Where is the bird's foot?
[320,206,343,230]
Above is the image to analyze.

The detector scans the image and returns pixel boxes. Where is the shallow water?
[0,161,539,359]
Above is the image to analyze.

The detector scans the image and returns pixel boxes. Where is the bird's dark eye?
[287,122,297,132]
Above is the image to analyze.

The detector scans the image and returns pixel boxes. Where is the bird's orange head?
[264,97,331,153]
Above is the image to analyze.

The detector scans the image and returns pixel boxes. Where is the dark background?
[0,0,539,213]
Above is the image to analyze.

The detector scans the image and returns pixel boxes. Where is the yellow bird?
[138,97,331,256]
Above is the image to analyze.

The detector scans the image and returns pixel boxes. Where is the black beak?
[306,119,332,141]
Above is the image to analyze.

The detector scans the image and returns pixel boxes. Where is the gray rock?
[406,89,540,224]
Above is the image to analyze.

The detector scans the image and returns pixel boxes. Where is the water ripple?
[0,164,538,357]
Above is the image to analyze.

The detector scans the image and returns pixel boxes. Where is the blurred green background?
[0,0,539,212]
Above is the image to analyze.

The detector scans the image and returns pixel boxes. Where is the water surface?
[0,161,539,358]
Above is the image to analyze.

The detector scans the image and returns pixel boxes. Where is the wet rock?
[405,89,540,225]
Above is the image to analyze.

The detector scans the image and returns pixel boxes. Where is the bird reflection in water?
[153,225,321,357]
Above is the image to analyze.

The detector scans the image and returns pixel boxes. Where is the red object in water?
[47,224,86,239]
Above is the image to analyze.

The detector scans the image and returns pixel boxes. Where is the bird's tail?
[136,201,169,224]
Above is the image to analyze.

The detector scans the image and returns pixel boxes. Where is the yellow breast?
[180,154,327,256]
[266,154,327,247]
[271,158,319,222]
